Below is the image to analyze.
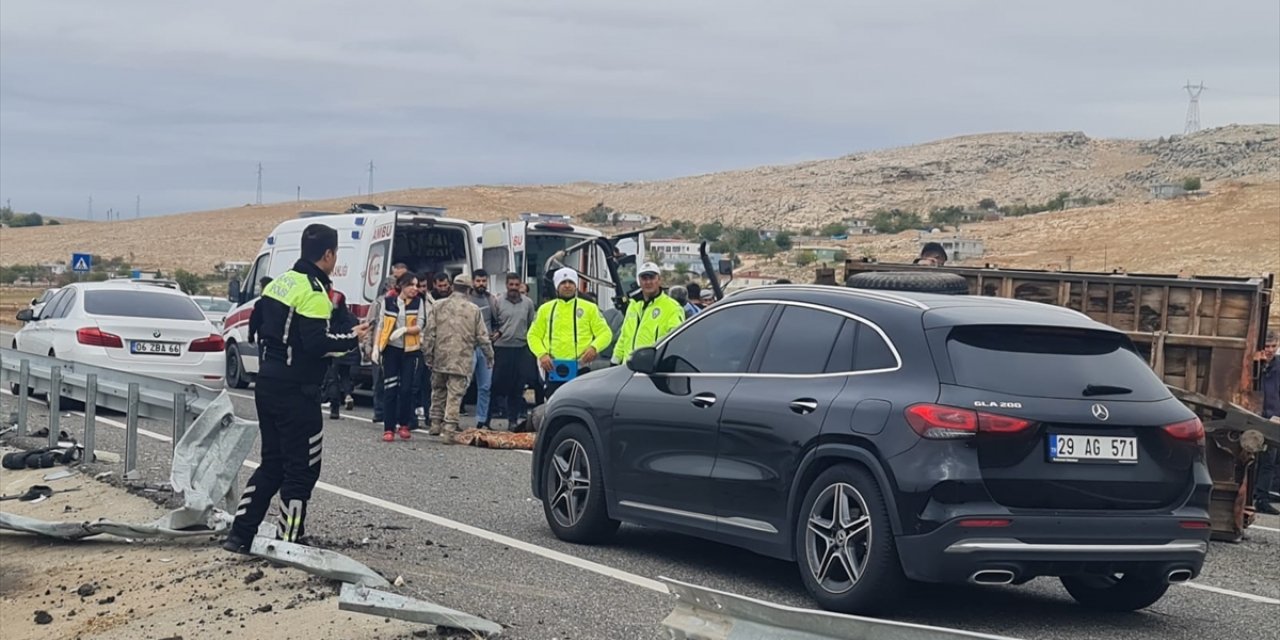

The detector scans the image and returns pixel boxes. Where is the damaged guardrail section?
[659,577,1023,640]
[0,347,220,475]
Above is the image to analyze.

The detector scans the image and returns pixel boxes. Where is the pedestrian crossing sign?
[71,252,92,273]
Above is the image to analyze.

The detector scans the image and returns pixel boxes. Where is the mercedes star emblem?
[1090,403,1110,421]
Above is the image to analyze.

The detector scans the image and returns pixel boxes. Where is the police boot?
[276,499,310,543]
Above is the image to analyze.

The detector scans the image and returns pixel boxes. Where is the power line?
[1183,81,1205,134]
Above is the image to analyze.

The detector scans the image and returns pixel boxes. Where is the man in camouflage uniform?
[423,273,494,438]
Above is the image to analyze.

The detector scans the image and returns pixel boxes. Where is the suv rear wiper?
[1082,384,1133,396]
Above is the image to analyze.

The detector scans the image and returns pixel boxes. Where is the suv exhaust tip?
[969,569,1016,585]
[1166,569,1193,584]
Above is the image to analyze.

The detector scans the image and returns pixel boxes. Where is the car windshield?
[945,325,1170,401]
[194,298,232,313]
[84,290,206,321]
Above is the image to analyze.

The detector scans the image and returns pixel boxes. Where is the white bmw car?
[12,282,226,389]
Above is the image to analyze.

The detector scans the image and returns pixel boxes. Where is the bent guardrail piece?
[658,577,1023,640]
[338,582,504,637]
[0,391,252,539]
[250,537,391,588]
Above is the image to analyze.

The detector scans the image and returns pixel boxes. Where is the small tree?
[46,219,61,225]
[795,250,817,266]
[173,269,207,295]
[978,198,998,210]
[581,202,613,224]
[775,232,793,251]
[1183,177,1202,192]
[697,222,724,242]
[672,262,690,284]
[820,222,848,237]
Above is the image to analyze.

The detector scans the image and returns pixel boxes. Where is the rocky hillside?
[581,124,1279,229]
[1,124,1275,273]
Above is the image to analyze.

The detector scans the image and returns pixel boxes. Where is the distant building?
[917,231,985,261]
[725,270,786,291]
[657,252,722,276]
[611,212,650,225]
[1150,184,1186,199]
[847,219,878,235]
[40,262,67,276]
[649,239,703,257]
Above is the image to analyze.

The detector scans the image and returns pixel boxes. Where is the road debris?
[249,537,390,588]
[338,583,503,637]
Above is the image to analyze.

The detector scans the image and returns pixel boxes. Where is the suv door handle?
[692,392,717,408]
[789,398,819,415]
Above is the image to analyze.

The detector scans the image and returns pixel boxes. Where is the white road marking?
[7,388,1278,606]
[1180,582,1280,605]
[1250,524,1280,533]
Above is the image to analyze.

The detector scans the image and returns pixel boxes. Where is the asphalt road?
[3,376,1278,640]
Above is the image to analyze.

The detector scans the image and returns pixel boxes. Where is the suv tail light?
[1161,417,1204,443]
[190,334,225,352]
[76,327,123,348]
[905,403,1035,439]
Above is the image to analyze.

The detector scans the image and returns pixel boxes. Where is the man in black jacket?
[224,224,369,552]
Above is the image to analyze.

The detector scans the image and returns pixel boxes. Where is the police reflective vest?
[527,296,613,361]
[253,260,360,385]
[611,291,685,365]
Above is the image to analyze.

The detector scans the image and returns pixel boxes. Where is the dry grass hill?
[0,124,1276,278]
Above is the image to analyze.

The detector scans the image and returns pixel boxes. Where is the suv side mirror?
[16,309,35,322]
[627,347,658,374]
[227,277,242,304]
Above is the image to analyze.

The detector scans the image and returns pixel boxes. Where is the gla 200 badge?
[974,401,1023,409]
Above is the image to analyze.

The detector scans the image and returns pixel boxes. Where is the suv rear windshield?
[945,325,1170,401]
[84,290,206,321]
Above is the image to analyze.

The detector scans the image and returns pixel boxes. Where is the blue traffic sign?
[71,252,92,273]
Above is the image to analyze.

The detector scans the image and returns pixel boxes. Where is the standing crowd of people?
[311,259,718,443]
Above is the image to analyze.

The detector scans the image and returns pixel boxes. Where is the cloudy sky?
[1,0,1277,219]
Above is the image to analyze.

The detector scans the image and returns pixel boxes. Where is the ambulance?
[471,213,651,313]
[220,204,477,389]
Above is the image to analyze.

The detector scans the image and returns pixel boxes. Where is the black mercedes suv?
[529,284,1211,614]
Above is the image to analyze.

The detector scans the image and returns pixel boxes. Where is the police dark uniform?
[224,258,359,551]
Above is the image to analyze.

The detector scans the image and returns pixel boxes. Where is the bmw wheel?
[226,342,249,389]
[795,464,905,614]
[541,423,618,544]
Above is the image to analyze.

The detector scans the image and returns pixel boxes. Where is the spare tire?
[846,271,970,296]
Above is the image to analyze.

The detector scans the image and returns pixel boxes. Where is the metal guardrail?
[0,347,221,478]
[659,577,1023,640]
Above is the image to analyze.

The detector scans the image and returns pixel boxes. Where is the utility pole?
[135,195,141,219]
[367,160,375,196]
[88,196,93,221]
[256,162,263,205]
[1183,81,1205,134]
[296,186,300,202]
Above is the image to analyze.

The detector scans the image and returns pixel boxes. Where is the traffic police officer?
[611,262,685,366]
[526,267,612,398]
[223,224,369,552]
